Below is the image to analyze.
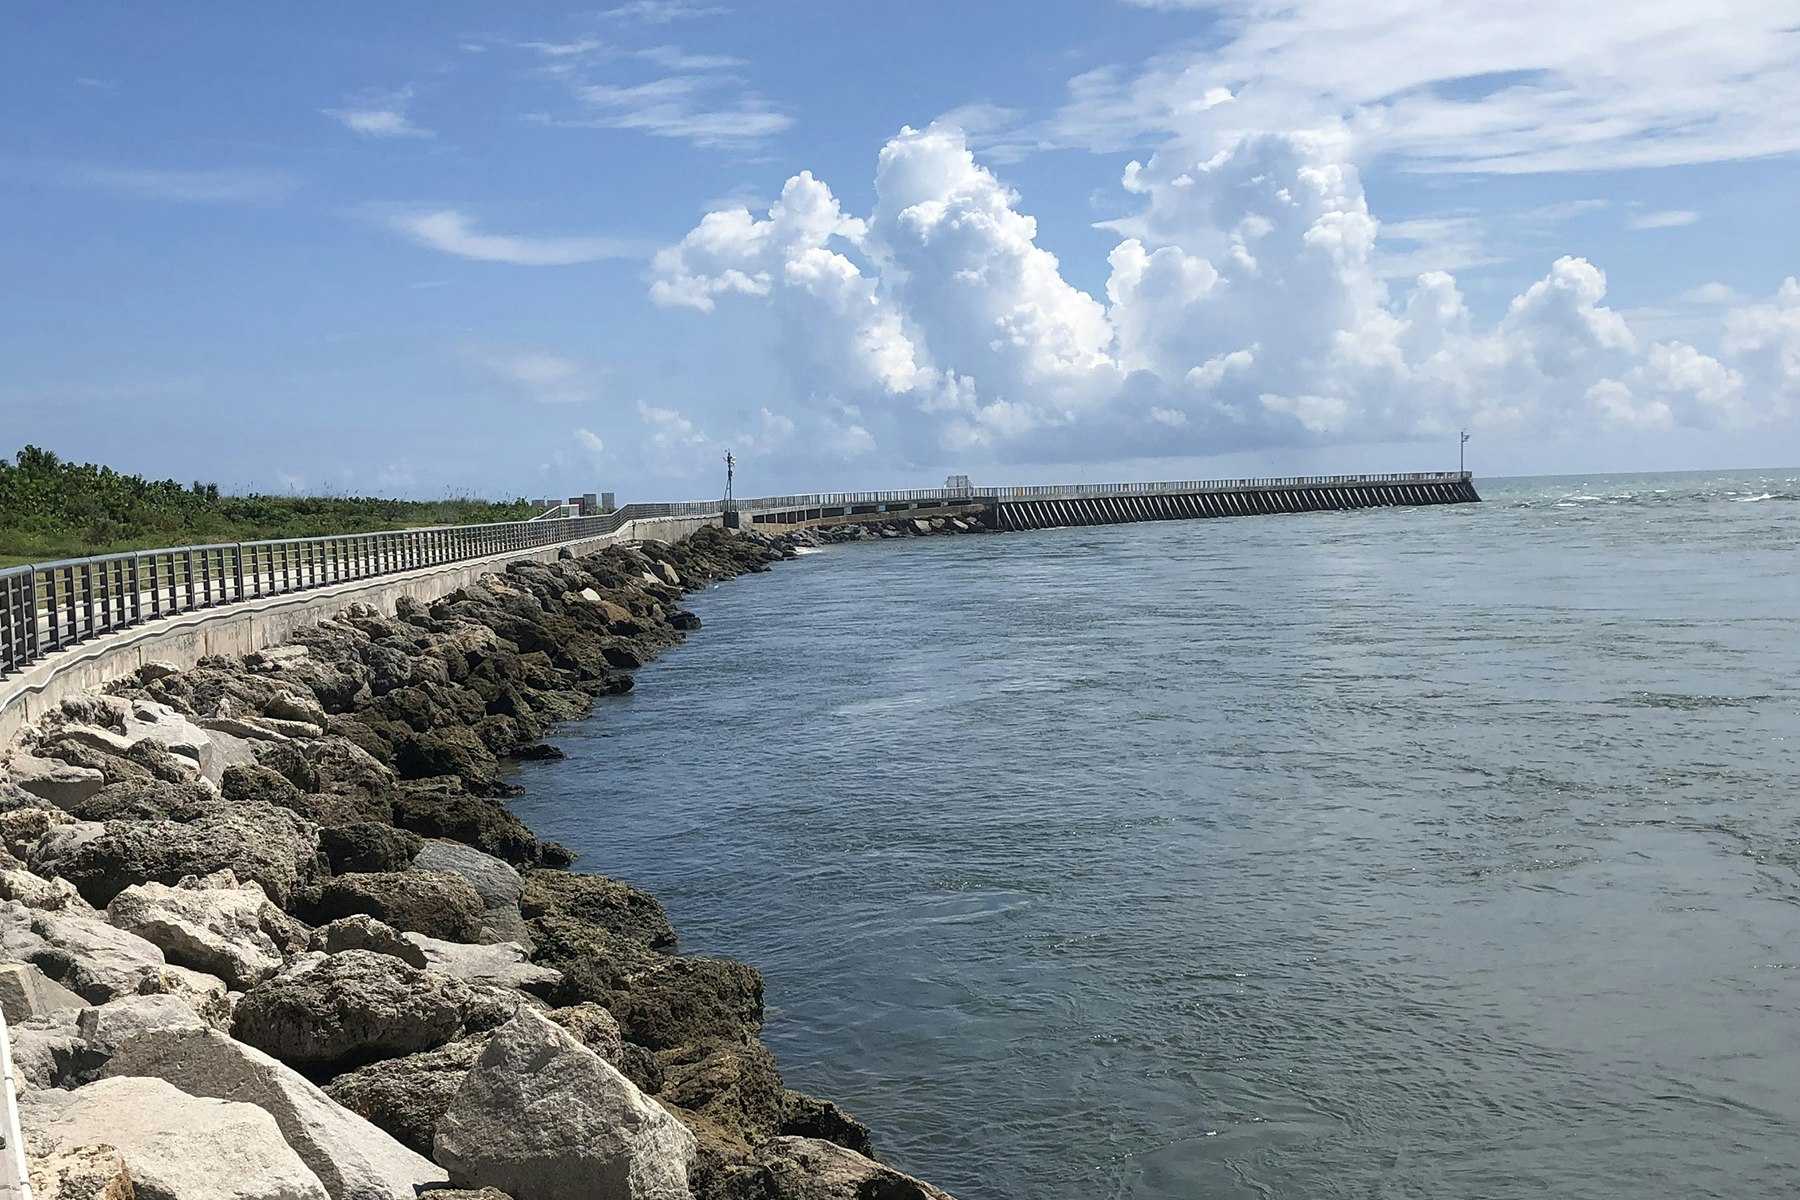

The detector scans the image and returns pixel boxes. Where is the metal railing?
[0,502,709,680]
[736,471,1472,511]
[0,472,1472,681]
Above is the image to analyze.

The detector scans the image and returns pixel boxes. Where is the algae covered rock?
[232,949,473,1072]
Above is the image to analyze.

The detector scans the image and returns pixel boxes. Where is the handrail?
[0,1007,30,1200]
[0,472,1472,682]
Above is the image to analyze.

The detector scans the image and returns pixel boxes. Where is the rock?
[75,993,207,1072]
[318,824,421,875]
[694,1137,953,1200]
[0,804,79,861]
[299,872,486,943]
[389,783,540,866]
[557,955,763,1052]
[136,964,235,1031]
[656,1042,785,1151]
[323,1037,487,1157]
[104,1025,449,1200]
[434,1008,697,1200]
[5,753,105,806]
[403,934,560,996]
[22,1075,330,1200]
[61,779,225,823]
[0,960,87,1022]
[308,915,427,968]
[777,1092,874,1158]
[232,950,472,1072]
[0,862,90,911]
[107,872,302,988]
[265,690,328,727]
[1,901,168,1002]
[519,871,676,953]
[413,841,528,942]
[9,1011,84,1091]
[27,1142,135,1200]
[44,805,321,908]
[544,1003,623,1064]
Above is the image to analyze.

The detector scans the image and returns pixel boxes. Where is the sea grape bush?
[0,445,535,563]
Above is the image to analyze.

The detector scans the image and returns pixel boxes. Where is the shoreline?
[0,524,967,1199]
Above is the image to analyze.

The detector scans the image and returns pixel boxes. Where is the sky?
[4,1,1799,502]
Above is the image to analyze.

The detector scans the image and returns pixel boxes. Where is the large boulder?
[8,1011,84,1091]
[323,1037,488,1157]
[318,824,422,875]
[0,901,168,1002]
[0,961,87,1023]
[389,781,540,865]
[299,872,486,943]
[404,934,560,996]
[3,753,104,807]
[232,950,473,1072]
[434,1008,697,1200]
[105,1025,449,1200]
[692,1137,954,1200]
[107,871,303,988]
[413,840,528,942]
[136,963,236,1031]
[21,1075,330,1200]
[556,955,763,1052]
[520,871,675,953]
[76,993,208,1072]
[307,915,427,968]
[656,1042,786,1151]
[777,1092,874,1158]
[27,1142,134,1200]
[40,805,321,908]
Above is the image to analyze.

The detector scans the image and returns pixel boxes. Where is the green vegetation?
[0,446,536,567]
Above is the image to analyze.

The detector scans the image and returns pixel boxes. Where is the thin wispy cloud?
[1056,1,1800,175]
[1627,209,1700,230]
[637,45,744,71]
[73,77,119,93]
[40,162,295,204]
[322,88,433,138]
[463,340,608,404]
[391,209,639,265]
[559,76,790,146]
[597,1,728,25]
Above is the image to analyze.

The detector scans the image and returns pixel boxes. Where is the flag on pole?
[1460,430,1470,444]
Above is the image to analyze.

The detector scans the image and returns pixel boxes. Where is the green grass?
[1,445,539,565]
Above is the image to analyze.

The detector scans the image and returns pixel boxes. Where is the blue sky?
[4,2,1799,501]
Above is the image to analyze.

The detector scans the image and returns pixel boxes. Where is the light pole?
[723,450,737,527]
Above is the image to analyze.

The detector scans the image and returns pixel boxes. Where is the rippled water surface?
[512,470,1800,1199]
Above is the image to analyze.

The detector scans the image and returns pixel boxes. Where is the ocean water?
[511,469,1800,1200]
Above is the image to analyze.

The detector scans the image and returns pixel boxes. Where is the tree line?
[0,446,536,564]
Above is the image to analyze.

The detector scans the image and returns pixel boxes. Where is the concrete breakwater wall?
[991,475,1481,531]
[0,526,955,1199]
[744,471,1479,532]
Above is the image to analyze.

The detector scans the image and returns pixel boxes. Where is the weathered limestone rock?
[43,805,321,908]
[4,753,105,807]
[105,1025,449,1200]
[77,994,207,1068]
[0,805,80,861]
[435,1009,697,1200]
[520,871,676,953]
[300,872,486,943]
[232,950,472,1072]
[656,1042,785,1151]
[317,824,421,875]
[693,1137,954,1200]
[26,1142,134,1200]
[136,963,235,1031]
[544,1003,623,1064]
[557,955,763,1052]
[0,961,87,1023]
[9,1011,84,1090]
[404,934,560,995]
[22,1075,330,1200]
[107,871,302,988]
[0,861,92,912]
[413,840,528,942]
[307,915,427,968]
[0,901,168,1002]
[777,1092,874,1158]
[323,1037,488,1157]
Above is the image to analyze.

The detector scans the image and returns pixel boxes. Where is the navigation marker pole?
[1459,429,1470,475]
[723,449,737,529]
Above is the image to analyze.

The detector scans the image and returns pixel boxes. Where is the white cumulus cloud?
[648,124,1796,468]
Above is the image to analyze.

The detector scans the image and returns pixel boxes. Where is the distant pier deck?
[738,472,1480,532]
